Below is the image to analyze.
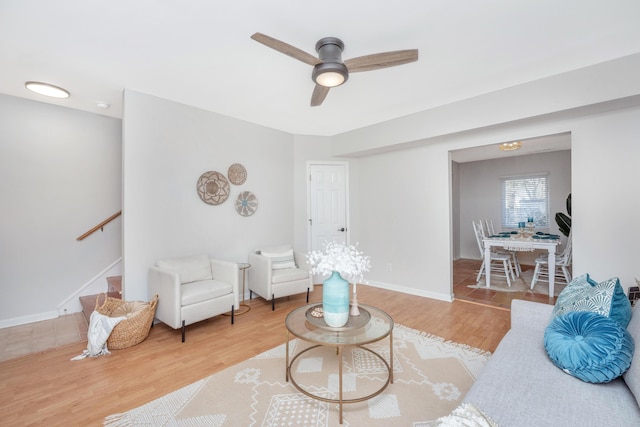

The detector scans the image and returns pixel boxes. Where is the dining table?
[483,232,562,297]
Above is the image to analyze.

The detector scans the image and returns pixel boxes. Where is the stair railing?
[76,211,122,241]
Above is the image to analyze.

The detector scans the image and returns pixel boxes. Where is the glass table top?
[285,303,394,346]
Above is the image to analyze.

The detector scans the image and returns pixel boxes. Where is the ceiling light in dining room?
[500,141,522,151]
[25,81,70,99]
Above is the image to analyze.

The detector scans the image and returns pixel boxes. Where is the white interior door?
[308,162,349,251]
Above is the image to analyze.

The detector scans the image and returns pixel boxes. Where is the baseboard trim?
[0,310,59,329]
[365,280,454,303]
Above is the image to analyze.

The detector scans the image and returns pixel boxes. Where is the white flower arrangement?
[306,242,371,289]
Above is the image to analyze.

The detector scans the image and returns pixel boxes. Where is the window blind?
[501,173,550,229]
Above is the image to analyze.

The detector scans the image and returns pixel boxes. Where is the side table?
[237,262,251,315]
[224,262,251,316]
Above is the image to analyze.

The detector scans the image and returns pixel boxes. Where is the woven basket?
[94,294,158,350]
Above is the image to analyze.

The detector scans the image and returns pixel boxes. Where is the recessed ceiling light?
[499,141,522,151]
[25,81,70,99]
[96,102,110,109]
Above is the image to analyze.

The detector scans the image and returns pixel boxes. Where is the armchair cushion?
[156,254,212,284]
[181,280,233,306]
[261,248,297,270]
[272,268,309,284]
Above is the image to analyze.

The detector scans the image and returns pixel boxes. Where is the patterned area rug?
[470,270,565,296]
[104,324,490,426]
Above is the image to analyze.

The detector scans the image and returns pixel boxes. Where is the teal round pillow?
[544,311,634,383]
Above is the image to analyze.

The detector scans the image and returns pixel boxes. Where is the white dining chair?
[484,218,521,277]
[530,233,572,289]
[484,219,496,236]
[473,220,514,286]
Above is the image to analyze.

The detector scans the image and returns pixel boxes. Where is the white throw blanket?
[71,311,126,360]
[435,403,499,427]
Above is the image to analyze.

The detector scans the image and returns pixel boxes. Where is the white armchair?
[148,255,239,342]
[248,245,313,310]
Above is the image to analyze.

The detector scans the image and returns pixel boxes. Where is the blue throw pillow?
[544,311,635,383]
[553,274,632,328]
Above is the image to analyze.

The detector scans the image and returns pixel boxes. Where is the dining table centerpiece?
[307,242,370,327]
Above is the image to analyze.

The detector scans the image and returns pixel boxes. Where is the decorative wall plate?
[196,171,230,205]
[227,163,247,185]
[235,191,258,216]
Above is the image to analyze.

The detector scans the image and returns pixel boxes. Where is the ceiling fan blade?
[345,49,418,73]
[311,85,330,107]
[251,32,321,66]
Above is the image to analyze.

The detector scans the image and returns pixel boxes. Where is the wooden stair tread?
[79,276,123,322]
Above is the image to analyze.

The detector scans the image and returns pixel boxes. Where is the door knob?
[338,227,346,232]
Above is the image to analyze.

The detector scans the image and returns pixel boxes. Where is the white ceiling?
[1,0,640,136]
[450,133,572,163]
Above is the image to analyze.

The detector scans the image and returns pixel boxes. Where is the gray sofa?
[463,300,640,426]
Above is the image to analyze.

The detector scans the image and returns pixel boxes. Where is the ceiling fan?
[251,32,419,106]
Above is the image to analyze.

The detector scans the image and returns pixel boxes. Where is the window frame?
[500,172,550,230]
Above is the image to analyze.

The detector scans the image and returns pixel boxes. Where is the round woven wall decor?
[227,163,247,185]
[235,191,258,216]
[196,171,230,205]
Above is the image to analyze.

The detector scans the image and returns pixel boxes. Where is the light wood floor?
[0,312,87,362]
[453,258,560,308]
[0,283,512,426]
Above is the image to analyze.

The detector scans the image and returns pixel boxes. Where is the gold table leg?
[338,346,343,424]
[224,264,251,315]
[285,330,290,382]
[237,265,251,314]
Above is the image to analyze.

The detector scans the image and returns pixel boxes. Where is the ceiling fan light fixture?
[312,62,348,87]
[500,141,522,151]
[25,81,70,99]
[250,32,417,106]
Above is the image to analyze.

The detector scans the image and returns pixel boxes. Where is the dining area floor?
[453,258,559,309]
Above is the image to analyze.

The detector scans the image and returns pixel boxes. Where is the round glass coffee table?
[285,303,394,424]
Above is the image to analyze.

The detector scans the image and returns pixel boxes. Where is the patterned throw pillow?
[545,311,634,383]
[262,249,297,270]
[553,274,632,328]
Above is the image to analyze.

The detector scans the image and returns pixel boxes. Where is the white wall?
[331,53,640,156]
[354,144,454,300]
[451,160,461,264]
[5,52,640,324]
[456,150,572,261]
[331,55,640,300]
[0,94,122,326]
[340,104,640,298]
[121,79,640,306]
[571,106,640,283]
[123,91,300,301]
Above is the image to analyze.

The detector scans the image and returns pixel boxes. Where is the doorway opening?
[450,133,572,308]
